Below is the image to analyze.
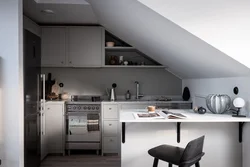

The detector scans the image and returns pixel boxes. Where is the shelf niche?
[104,31,163,67]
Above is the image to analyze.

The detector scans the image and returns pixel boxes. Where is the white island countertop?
[120,109,250,122]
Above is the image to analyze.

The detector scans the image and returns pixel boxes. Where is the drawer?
[103,137,118,151]
[103,104,118,119]
[103,121,118,136]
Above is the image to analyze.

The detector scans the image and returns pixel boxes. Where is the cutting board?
[51,81,60,95]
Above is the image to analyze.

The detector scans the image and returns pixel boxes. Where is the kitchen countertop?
[46,100,192,104]
[102,100,192,104]
[120,109,250,122]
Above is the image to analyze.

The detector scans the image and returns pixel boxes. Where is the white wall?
[182,77,250,167]
[0,0,24,167]
[139,0,250,69]
[41,68,182,97]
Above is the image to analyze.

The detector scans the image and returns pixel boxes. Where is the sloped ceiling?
[138,0,250,70]
[89,0,250,79]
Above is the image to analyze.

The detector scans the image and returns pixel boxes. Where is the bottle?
[125,90,131,100]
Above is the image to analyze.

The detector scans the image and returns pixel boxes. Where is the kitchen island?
[120,109,250,167]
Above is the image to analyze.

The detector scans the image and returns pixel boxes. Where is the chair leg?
[169,163,173,167]
[153,158,159,167]
[195,162,200,167]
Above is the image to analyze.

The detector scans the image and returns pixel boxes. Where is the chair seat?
[148,144,184,165]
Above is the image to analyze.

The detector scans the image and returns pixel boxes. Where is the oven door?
[66,112,101,142]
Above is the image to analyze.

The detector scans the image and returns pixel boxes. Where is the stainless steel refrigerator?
[24,30,42,167]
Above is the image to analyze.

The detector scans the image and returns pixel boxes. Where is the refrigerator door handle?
[41,74,46,110]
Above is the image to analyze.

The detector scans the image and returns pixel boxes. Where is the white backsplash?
[42,68,182,97]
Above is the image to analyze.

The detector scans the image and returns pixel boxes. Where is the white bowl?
[106,42,115,47]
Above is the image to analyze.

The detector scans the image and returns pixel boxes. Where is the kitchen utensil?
[106,41,115,47]
[45,73,55,97]
[182,87,190,101]
[198,107,206,114]
[110,83,117,101]
[109,56,118,65]
[92,96,101,102]
[61,93,69,100]
[51,81,60,95]
[206,94,231,114]
[119,56,124,65]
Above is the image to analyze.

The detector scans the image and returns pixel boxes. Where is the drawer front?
[103,121,118,136]
[103,137,118,151]
[103,104,118,119]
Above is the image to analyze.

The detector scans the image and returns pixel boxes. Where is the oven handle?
[65,112,101,116]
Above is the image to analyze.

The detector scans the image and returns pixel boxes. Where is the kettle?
[108,83,117,101]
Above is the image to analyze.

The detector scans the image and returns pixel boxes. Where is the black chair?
[148,136,205,167]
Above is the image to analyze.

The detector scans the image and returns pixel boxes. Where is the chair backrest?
[180,136,205,164]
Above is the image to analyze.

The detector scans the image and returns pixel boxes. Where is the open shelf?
[104,31,163,68]
[103,65,165,68]
[105,47,136,51]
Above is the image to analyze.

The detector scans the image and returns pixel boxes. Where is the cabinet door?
[45,104,64,154]
[68,27,103,67]
[41,27,66,67]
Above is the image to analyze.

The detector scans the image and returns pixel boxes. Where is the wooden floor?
[40,154,121,167]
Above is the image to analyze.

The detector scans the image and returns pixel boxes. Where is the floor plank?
[40,155,121,167]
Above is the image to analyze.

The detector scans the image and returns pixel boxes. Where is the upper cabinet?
[68,27,104,67]
[41,26,104,68]
[41,26,162,68]
[41,27,67,67]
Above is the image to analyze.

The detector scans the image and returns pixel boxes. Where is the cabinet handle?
[47,108,50,110]
[69,61,72,64]
[109,108,112,110]
[109,139,113,142]
[61,61,64,64]
[109,124,112,126]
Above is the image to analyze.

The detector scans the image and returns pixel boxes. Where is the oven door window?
[68,115,88,135]
[66,113,100,135]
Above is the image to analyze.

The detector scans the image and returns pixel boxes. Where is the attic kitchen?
[19,1,250,167]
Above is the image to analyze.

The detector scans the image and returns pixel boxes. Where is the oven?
[65,102,101,154]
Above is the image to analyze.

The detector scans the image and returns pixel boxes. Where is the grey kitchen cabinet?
[68,27,104,67]
[45,102,65,155]
[102,104,120,155]
[41,27,67,67]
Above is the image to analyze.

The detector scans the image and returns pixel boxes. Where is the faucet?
[135,81,144,100]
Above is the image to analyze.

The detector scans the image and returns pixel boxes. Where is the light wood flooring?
[40,154,121,167]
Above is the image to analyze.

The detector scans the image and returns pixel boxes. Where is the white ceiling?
[89,0,250,79]
[23,0,98,24]
[138,0,250,70]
